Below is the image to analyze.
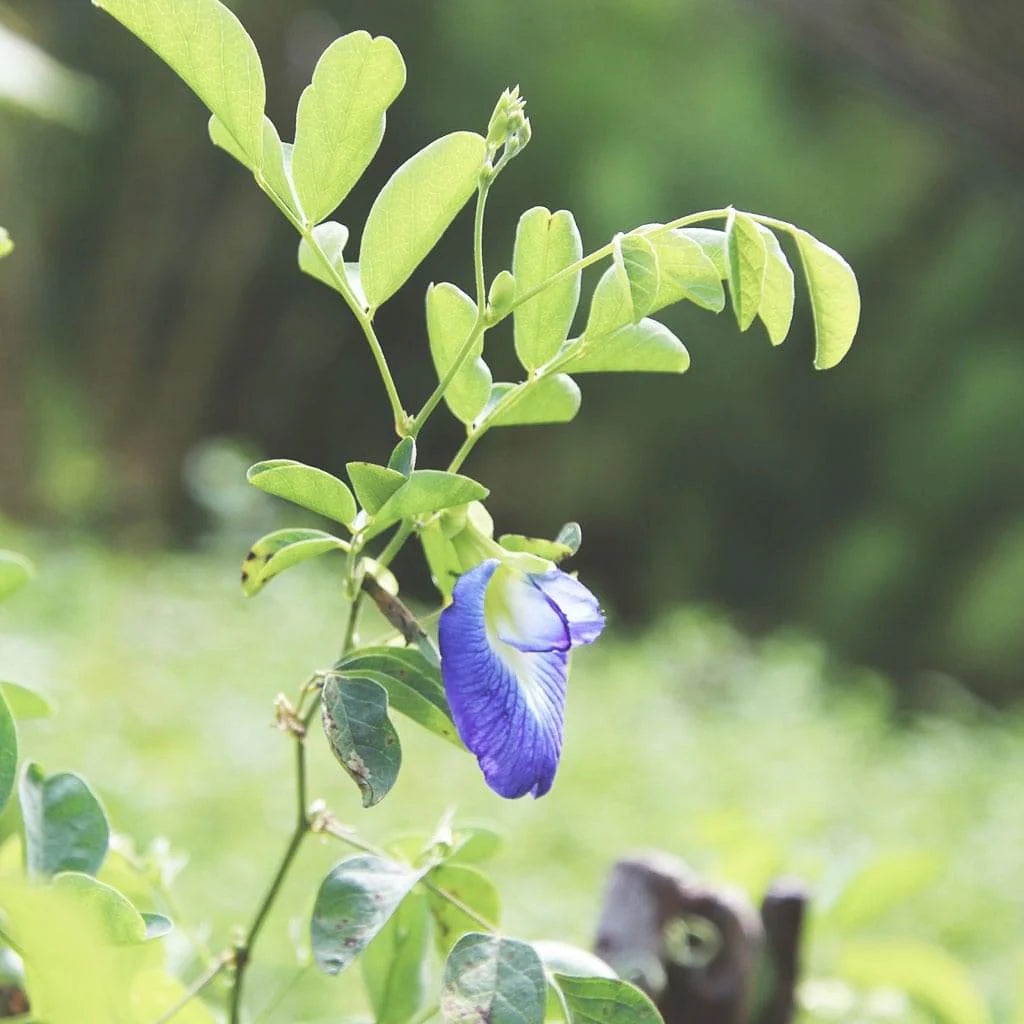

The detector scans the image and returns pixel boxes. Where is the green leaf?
[141,912,174,940]
[51,872,146,945]
[584,263,632,340]
[427,282,492,424]
[828,851,944,931]
[0,691,15,815]
[388,437,417,477]
[20,763,110,879]
[725,209,767,331]
[347,461,407,514]
[310,854,421,975]
[209,115,299,219]
[620,235,660,321]
[0,681,54,720]
[292,31,406,225]
[555,522,582,556]
[337,646,462,748]
[512,207,583,370]
[553,974,662,1024]
[247,459,357,528]
[0,550,33,601]
[367,470,489,538]
[679,227,727,277]
[756,226,795,345]
[93,0,265,167]
[428,864,500,955]
[792,227,860,369]
[363,889,432,1024]
[297,220,367,304]
[0,227,12,258]
[361,131,487,308]
[532,942,616,980]
[559,319,689,375]
[447,826,503,865]
[442,933,546,1024]
[498,534,573,562]
[837,941,990,1024]
[646,229,724,313]
[488,376,581,427]
[320,674,401,808]
[241,528,347,596]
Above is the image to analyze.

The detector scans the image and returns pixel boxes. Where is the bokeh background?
[3,0,1024,1020]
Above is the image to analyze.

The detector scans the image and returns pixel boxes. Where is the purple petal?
[531,570,605,647]
[439,560,567,798]
[491,565,570,653]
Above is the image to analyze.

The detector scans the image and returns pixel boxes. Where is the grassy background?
[3,532,1024,1021]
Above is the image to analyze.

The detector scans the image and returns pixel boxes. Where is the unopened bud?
[487,270,516,317]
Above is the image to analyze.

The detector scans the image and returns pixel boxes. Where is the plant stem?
[151,951,232,1024]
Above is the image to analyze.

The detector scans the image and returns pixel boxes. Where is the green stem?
[151,951,232,1024]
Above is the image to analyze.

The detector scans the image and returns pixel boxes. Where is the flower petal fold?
[532,570,605,646]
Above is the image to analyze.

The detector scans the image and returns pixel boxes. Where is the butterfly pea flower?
[439,557,604,799]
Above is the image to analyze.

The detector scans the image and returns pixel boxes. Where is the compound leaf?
[247,459,357,528]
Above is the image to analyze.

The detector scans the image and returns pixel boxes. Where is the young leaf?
[792,227,860,369]
[0,691,16,815]
[93,0,266,168]
[20,763,110,879]
[360,132,487,308]
[241,528,348,596]
[646,229,724,313]
[428,864,500,954]
[426,282,492,424]
[321,674,401,808]
[292,32,406,225]
[498,534,573,563]
[247,459,357,528]
[346,462,407,515]
[142,913,174,940]
[0,681,54,720]
[310,854,421,974]
[0,550,33,602]
[362,890,432,1024]
[584,263,632,340]
[441,933,546,1024]
[512,207,583,370]
[620,234,660,321]
[487,375,581,427]
[679,227,727,277]
[757,226,795,345]
[552,974,662,1024]
[559,319,689,375]
[337,646,462,749]
[725,209,767,331]
[388,436,417,476]
[367,471,489,538]
[297,221,369,304]
[555,522,582,556]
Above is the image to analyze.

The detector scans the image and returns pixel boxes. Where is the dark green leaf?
[361,132,488,308]
[247,459,357,528]
[0,681,53,720]
[388,437,417,477]
[321,674,401,807]
[310,854,421,975]
[559,319,689,375]
[792,227,860,369]
[0,691,15,815]
[94,0,266,167]
[337,646,462,748]
[241,528,347,596]
[442,933,546,1024]
[487,376,581,427]
[553,974,663,1024]
[428,864,500,955]
[0,550,33,602]
[725,209,767,331]
[426,282,492,425]
[20,763,110,879]
[620,235,660,321]
[347,462,407,515]
[512,207,583,370]
[362,889,432,1024]
[756,226,795,345]
[367,471,489,538]
[292,32,406,225]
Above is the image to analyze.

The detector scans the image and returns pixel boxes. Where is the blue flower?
[439,558,605,798]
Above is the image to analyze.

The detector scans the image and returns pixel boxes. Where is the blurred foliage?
[1,0,1023,698]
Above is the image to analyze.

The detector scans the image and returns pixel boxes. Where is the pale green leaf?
[553,974,662,1024]
[646,228,724,313]
[584,263,632,340]
[620,234,660,321]
[259,117,300,218]
[361,131,487,308]
[441,933,545,1024]
[298,220,368,303]
[793,227,861,369]
[363,889,432,1024]
[532,942,616,980]
[241,528,348,596]
[679,227,727,277]
[0,549,33,601]
[427,282,491,424]
[247,458,357,528]
[347,462,407,514]
[428,864,500,955]
[292,32,405,225]
[559,319,689,374]
[828,851,944,931]
[94,0,265,166]
[725,209,767,331]
[51,872,146,945]
[0,681,54,720]
[757,226,795,345]
[311,854,421,974]
[512,207,583,370]
[320,674,401,808]
[0,691,15,815]
[487,375,581,427]
[368,470,489,538]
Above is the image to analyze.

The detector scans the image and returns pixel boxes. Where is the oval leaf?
[20,763,110,879]
[298,220,361,298]
[247,459,357,528]
[241,528,348,596]
[559,319,689,375]
[0,691,16,815]
[441,933,545,1024]
[553,974,662,1024]
[362,889,432,1024]
[793,227,860,369]
[0,681,54,720]
[52,872,147,945]
[757,226,795,345]
[428,864,500,955]
[0,550,33,602]
[681,227,727,277]
[620,235,660,321]
[361,131,487,308]
[292,32,405,225]
[555,521,583,556]
[512,207,583,370]
[584,263,632,341]
[321,674,401,807]
[725,209,767,331]
[347,462,407,515]
[427,282,492,424]
[388,437,417,477]
[368,470,489,538]
[487,375,581,427]
[310,854,421,975]
[94,0,265,167]
[646,229,724,313]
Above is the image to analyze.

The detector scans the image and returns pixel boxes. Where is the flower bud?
[487,270,516,317]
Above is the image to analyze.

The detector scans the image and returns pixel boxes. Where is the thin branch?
[150,950,232,1024]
